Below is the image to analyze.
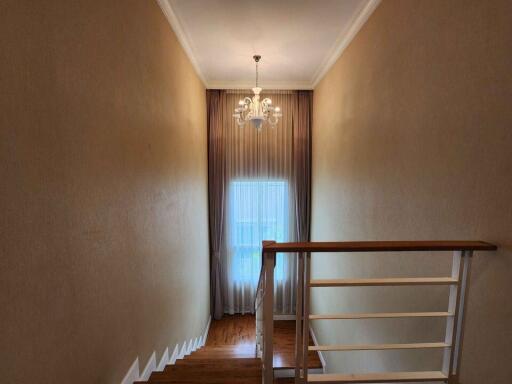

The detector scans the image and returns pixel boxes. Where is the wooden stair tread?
[165,359,261,370]
[140,377,262,383]
[307,371,448,383]
[185,346,256,359]
[185,353,256,359]
[163,366,261,374]
[194,345,255,349]
[309,342,449,351]
[174,358,260,366]
[309,277,458,287]
[161,370,261,377]
[151,370,261,381]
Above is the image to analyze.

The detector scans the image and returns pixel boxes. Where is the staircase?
[134,343,292,383]
[136,240,497,384]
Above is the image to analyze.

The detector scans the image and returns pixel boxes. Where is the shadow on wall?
[310,0,512,382]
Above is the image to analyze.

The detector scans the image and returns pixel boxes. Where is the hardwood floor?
[206,314,256,346]
[135,314,321,383]
[206,314,322,370]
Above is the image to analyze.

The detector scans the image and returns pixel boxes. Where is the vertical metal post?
[443,250,463,378]
[450,250,473,383]
[262,249,275,384]
[295,252,304,383]
[302,252,311,383]
[255,275,264,358]
[443,250,474,384]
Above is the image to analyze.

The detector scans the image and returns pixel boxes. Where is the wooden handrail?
[262,240,497,253]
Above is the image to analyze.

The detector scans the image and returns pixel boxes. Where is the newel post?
[262,241,276,384]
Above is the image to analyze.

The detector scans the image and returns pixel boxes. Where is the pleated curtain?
[207,89,312,318]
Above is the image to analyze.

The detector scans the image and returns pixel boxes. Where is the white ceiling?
[158,0,380,89]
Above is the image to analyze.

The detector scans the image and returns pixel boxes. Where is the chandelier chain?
[255,60,259,87]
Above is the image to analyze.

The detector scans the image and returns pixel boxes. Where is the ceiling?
[158,0,380,89]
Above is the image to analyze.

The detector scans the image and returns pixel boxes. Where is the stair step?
[185,349,256,358]
[309,312,453,320]
[174,357,261,366]
[309,277,458,287]
[164,365,261,374]
[141,377,262,384]
[185,352,256,359]
[188,346,255,353]
[309,342,449,352]
[307,371,448,383]
[194,345,255,349]
[165,368,261,374]
[151,369,261,381]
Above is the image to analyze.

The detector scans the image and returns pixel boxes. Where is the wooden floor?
[206,314,322,370]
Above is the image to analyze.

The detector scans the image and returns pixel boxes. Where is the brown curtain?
[207,89,312,318]
[293,91,312,242]
[207,90,225,320]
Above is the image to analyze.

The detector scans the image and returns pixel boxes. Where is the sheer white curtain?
[221,90,297,315]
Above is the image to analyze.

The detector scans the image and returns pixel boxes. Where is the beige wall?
[0,1,209,383]
[311,0,512,382]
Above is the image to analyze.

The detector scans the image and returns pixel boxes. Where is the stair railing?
[255,241,276,377]
[257,240,497,384]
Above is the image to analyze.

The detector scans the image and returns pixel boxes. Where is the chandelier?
[233,55,282,130]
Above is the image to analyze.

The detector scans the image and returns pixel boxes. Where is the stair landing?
[206,314,322,370]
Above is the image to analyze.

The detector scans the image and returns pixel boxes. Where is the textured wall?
[0,1,209,383]
[311,0,512,382]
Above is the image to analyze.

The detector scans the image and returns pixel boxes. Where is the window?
[228,180,289,285]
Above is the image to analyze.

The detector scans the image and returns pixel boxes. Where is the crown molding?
[206,80,313,90]
[310,0,381,88]
[157,0,380,90]
[156,0,207,86]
